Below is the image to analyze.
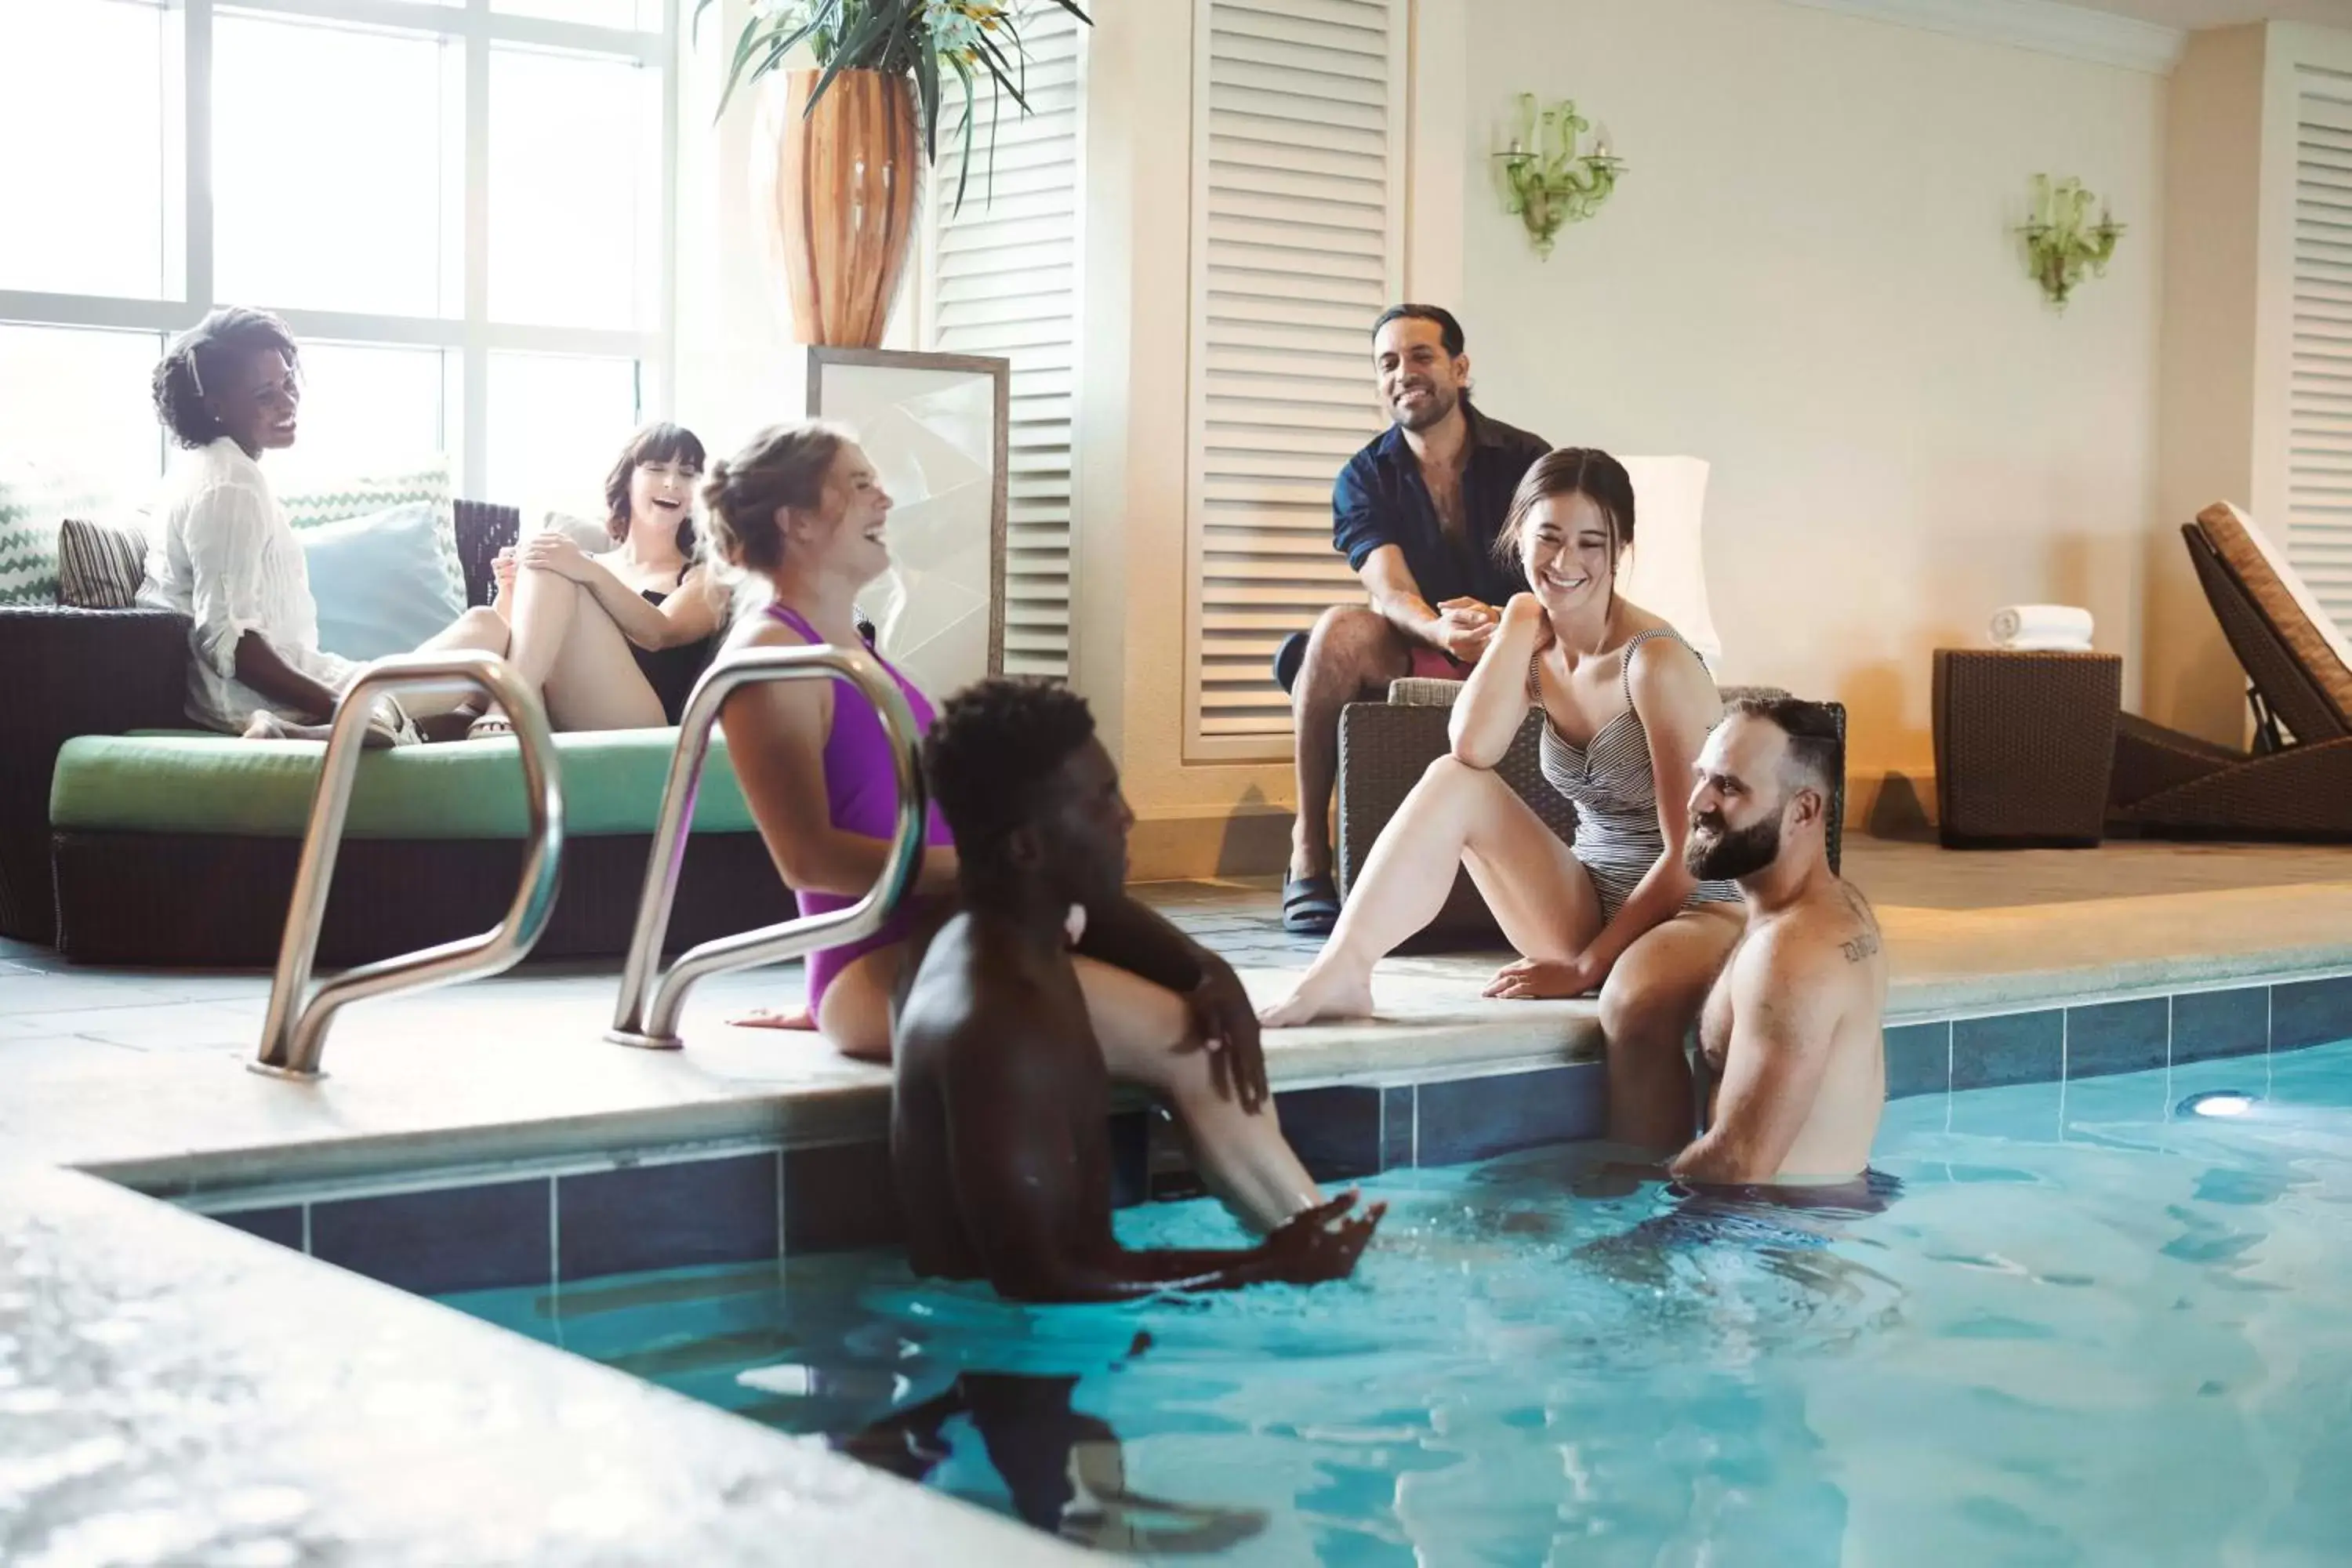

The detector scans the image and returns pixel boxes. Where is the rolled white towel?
[1989,604,2093,652]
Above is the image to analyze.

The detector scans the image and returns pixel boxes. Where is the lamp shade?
[1616,455,1722,670]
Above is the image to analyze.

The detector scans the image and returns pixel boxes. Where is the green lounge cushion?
[51,728,759,840]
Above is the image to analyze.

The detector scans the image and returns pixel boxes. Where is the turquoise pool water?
[445,1042,2352,1564]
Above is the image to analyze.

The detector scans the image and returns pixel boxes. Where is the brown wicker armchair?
[2109,504,2352,839]
[1334,681,1846,948]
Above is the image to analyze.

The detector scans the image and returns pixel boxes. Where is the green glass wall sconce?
[2020,174,2123,310]
[1495,94,1623,259]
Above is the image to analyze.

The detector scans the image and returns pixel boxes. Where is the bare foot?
[1257,964,1375,1028]
[730,1006,817,1032]
[242,711,358,745]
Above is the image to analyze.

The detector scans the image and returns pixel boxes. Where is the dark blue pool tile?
[1412,1064,1604,1167]
[1381,1086,1415,1170]
[2270,975,2352,1053]
[557,1152,779,1283]
[1277,1086,1384,1181]
[1951,1010,2064,1092]
[212,1205,303,1251]
[1884,1022,1950,1100]
[310,1178,549,1295]
[783,1140,904,1253]
[1108,1111,1150,1209]
[2170,986,2268,1063]
[2065,998,2170,1080]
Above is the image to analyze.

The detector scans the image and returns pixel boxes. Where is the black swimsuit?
[630,571,720,725]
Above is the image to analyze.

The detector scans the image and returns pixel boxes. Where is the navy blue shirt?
[1331,402,1551,609]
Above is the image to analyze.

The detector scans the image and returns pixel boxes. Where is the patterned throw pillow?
[56,517,148,608]
[276,457,466,607]
[0,459,118,605]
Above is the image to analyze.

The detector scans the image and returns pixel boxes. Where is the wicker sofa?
[0,502,793,964]
[1334,678,1846,948]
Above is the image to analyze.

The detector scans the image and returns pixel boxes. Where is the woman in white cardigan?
[140,307,507,742]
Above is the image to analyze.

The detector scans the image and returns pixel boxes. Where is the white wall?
[1461,0,2168,792]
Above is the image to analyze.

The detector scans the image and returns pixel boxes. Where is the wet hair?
[924,678,1097,879]
[1493,447,1637,570]
[1371,303,1465,358]
[699,421,854,576]
[151,307,299,449]
[1725,692,1845,800]
[604,422,706,557]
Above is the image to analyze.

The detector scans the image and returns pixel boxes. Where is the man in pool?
[893,679,1385,1302]
[1672,695,1887,1185]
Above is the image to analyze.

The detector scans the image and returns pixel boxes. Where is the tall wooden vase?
[754,67,922,349]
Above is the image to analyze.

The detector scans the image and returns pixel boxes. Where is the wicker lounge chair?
[1334,678,1845,948]
[2108,503,2352,839]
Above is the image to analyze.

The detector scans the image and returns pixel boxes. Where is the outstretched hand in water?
[1258,1190,1385,1286]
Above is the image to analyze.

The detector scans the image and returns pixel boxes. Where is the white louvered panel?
[2292,71,2352,636]
[1185,0,1404,750]
[924,5,1085,679]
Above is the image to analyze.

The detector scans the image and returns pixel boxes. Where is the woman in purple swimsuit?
[703,423,1321,1233]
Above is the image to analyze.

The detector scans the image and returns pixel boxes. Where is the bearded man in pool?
[1672,695,1887,1187]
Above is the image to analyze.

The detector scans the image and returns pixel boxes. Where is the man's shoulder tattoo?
[1834,880,1882,964]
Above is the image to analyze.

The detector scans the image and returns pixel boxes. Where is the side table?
[1932,648,2124,848]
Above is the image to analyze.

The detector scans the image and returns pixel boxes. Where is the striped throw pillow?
[56,517,148,608]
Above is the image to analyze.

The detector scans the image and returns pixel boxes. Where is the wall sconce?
[2019,174,2123,310]
[1494,94,1623,260]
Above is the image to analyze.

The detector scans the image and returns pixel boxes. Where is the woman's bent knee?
[1417,753,1508,802]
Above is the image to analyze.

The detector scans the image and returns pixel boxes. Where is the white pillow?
[1617,455,1722,669]
[535,509,611,552]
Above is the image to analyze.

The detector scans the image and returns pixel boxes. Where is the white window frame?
[0,0,678,499]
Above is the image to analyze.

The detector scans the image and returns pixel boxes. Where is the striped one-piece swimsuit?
[1532,627,1743,924]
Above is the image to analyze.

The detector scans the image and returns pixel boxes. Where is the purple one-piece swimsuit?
[764,603,953,1010]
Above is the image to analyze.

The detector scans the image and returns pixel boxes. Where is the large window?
[0,0,673,509]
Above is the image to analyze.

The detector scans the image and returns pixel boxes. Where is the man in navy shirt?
[1275,304,1550,935]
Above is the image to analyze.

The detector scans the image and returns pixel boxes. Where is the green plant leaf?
[946,50,979,215]
[913,29,942,165]
[715,2,836,119]
[718,11,768,115]
[972,30,1030,113]
[805,0,896,117]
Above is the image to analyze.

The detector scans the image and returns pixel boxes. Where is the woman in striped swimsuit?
[702,423,1323,1234]
[1261,448,1745,1152]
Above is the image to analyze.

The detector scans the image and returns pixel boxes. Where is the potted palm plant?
[704,0,1092,348]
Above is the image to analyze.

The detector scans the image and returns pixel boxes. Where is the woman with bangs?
[466,421,731,736]
[1261,448,1746,1155]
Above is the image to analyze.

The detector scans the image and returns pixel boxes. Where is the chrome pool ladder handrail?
[608,643,927,1051]
[251,652,564,1080]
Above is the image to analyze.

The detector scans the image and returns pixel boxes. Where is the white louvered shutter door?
[1185,0,1406,756]
[2291,68,2352,637]
[926,4,1086,680]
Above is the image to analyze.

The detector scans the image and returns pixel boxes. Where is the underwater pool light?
[2178,1091,2258,1119]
